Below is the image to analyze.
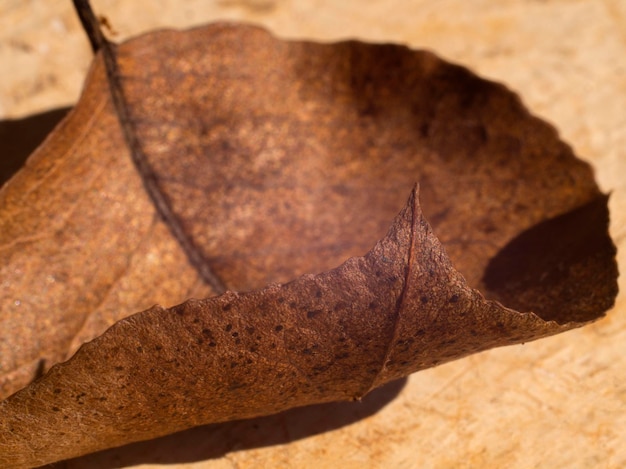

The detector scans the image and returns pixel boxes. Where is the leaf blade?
[0,189,608,468]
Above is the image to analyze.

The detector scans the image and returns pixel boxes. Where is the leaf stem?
[72,0,227,294]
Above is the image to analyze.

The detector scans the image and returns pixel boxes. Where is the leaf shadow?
[50,378,406,468]
[0,107,71,187]
[482,194,618,323]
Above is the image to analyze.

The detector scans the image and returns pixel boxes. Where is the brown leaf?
[0,188,614,468]
[0,22,617,468]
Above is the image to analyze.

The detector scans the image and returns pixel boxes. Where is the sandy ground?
[1,1,625,468]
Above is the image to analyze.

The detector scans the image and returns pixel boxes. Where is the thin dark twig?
[72,0,102,53]
[72,0,227,294]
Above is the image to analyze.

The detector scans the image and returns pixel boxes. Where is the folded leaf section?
[0,189,587,468]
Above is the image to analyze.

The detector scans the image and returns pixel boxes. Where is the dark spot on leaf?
[449,294,460,303]
[228,382,246,391]
[225,324,233,332]
[274,325,283,332]
[307,309,323,319]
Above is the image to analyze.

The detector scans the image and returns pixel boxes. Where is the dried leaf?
[0,188,614,468]
[0,22,618,468]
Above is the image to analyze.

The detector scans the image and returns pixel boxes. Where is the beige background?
[1,1,625,468]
